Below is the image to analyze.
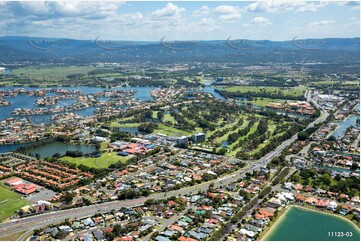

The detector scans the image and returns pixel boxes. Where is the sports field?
[0,180,29,222]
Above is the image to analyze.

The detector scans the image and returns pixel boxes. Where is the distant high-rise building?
[0,67,5,74]
[177,136,189,145]
[193,132,206,143]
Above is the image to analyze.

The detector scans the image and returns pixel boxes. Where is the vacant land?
[60,142,130,168]
[0,180,29,222]
[61,152,129,168]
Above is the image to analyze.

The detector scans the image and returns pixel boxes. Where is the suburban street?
[0,92,329,240]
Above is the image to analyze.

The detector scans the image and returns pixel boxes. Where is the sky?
[0,1,359,41]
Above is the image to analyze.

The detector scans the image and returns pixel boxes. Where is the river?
[264,206,360,241]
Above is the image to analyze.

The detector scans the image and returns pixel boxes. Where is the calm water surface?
[331,115,359,140]
[264,206,360,241]
[26,142,97,159]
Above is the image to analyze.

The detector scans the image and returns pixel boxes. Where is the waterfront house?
[327,201,338,211]
[305,197,318,205]
[294,183,303,191]
[339,204,353,215]
[316,199,329,208]
[295,194,305,203]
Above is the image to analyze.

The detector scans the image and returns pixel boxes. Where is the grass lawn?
[0,180,29,222]
[221,85,306,97]
[61,141,130,168]
[61,152,130,168]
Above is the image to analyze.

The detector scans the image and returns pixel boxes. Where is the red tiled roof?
[5,177,23,185]
[178,236,197,241]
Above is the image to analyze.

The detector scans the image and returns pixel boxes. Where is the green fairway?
[152,111,159,119]
[109,122,141,128]
[61,152,130,168]
[216,120,250,144]
[162,113,176,124]
[0,180,29,222]
[221,85,306,97]
[227,121,260,156]
[206,115,241,138]
[155,124,192,136]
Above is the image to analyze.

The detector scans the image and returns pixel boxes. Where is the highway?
[0,91,329,240]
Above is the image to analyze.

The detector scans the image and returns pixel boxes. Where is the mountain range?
[0,36,359,64]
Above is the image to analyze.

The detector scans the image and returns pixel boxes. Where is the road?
[0,90,329,240]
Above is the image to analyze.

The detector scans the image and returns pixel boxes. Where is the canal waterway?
[331,115,359,140]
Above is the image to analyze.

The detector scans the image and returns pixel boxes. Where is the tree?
[52,153,61,159]
[113,224,122,235]
[328,136,337,142]
[157,111,164,121]
[297,131,309,141]
[218,148,227,155]
[351,162,359,170]
[64,193,74,204]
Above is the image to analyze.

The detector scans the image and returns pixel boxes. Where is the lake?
[26,142,97,159]
[263,206,360,241]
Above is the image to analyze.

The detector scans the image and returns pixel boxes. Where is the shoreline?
[260,205,290,241]
[261,205,360,241]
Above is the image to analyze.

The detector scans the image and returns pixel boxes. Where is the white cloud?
[193,5,210,17]
[246,1,328,13]
[296,2,328,13]
[250,17,272,26]
[308,20,334,27]
[152,3,185,19]
[199,17,214,25]
[0,1,124,20]
[213,5,241,22]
